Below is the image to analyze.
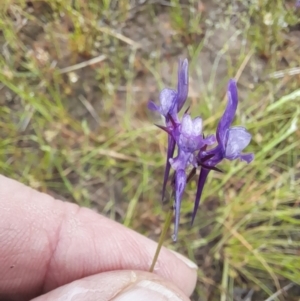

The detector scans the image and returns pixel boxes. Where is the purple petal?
[173,169,186,241]
[148,101,159,111]
[198,144,223,167]
[178,115,204,152]
[192,117,202,135]
[169,149,191,170]
[177,58,189,112]
[203,134,216,146]
[159,88,177,116]
[191,168,210,225]
[178,134,204,153]
[240,153,254,163]
[181,114,193,135]
[162,136,176,201]
[225,126,252,160]
[217,79,238,147]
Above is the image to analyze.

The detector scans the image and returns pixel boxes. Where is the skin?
[0,175,197,301]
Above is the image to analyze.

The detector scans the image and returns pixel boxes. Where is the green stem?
[220,256,229,301]
[149,207,173,272]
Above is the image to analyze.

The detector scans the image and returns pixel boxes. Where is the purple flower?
[296,0,300,8]
[148,65,255,241]
[148,59,188,121]
[191,79,254,224]
[148,89,178,120]
[169,115,215,240]
[148,59,189,201]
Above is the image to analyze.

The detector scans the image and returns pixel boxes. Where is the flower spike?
[148,59,190,202]
[192,79,254,222]
[149,71,254,240]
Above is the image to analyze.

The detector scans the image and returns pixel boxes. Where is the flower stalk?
[149,206,173,272]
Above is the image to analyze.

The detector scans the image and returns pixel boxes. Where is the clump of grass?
[237,0,299,59]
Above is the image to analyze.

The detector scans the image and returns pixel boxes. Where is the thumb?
[31,270,192,301]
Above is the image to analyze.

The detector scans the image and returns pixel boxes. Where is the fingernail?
[170,250,198,270]
[113,280,184,301]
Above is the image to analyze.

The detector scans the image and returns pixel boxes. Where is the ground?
[1,0,300,300]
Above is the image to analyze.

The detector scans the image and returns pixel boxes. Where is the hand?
[0,175,197,301]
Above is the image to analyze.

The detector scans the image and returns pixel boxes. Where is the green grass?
[1,0,300,300]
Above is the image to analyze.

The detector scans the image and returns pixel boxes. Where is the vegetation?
[0,0,299,300]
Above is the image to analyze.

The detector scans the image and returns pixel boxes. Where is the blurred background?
[0,0,300,300]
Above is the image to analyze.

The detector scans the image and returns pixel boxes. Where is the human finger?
[31,270,191,301]
[0,175,197,300]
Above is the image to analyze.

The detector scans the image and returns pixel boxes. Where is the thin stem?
[149,207,173,272]
[220,257,229,301]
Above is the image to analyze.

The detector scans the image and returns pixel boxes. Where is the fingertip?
[157,247,198,296]
[31,271,192,301]
[0,174,197,298]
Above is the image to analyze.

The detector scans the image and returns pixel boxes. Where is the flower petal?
[147,101,159,111]
[169,149,191,170]
[240,153,254,163]
[173,169,186,241]
[203,134,216,146]
[225,126,252,160]
[192,117,202,135]
[191,168,210,225]
[177,58,189,112]
[217,79,238,147]
[159,88,177,116]
[198,144,224,167]
[181,114,193,135]
[178,135,202,153]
